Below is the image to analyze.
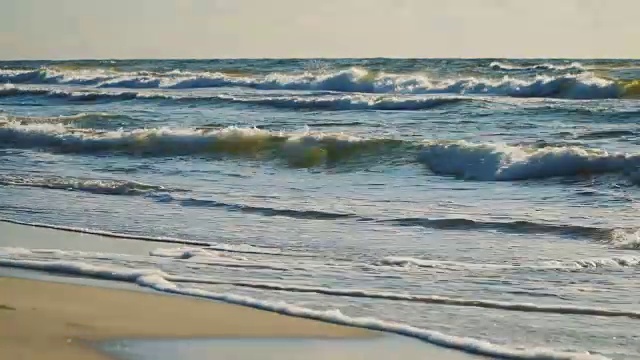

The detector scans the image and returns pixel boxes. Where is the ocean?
[0,58,639,359]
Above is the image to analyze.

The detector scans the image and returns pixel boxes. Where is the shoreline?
[0,276,374,360]
[0,221,486,360]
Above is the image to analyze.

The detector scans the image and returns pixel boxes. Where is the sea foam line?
[165,276,640,319]
[0,255,607,360]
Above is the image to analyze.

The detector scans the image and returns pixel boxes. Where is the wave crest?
[418,140,639,181]
[489,62,586,72]
[0,175,176,196]
[0,123,408,166]
[1,68,633,99]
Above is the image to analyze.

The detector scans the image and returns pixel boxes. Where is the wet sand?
[0,277,373,360]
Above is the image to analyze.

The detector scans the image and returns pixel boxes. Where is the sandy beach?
[0,276,373,360]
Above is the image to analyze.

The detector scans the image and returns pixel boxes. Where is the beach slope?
[0,277,373,360]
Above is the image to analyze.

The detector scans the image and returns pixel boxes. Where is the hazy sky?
[1,0,638,59]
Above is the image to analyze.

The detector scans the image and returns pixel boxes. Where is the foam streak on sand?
[0,256,607,360]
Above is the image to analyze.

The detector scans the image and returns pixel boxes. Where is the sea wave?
[0,254,610,360]
[377,255,640,271]
[1,67,636,99]
[0,111,129,127]
[489,62,586,72]
[0,86,476,111]
[0,123,408,166]
[153,194,358,220]
[418,140,640,181]
[0,175,176,196]
[217,94,474,111]
[383,217,610,239]
[3,123,640,182]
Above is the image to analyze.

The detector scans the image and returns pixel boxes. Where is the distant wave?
[0,86,476,111]
[0,111,132,128]
[0,175,177,196]
[418,140,640,181]
[217,94,474,111]
[1,67,637,99]
[489,61,586,72]
[0,85,476,111]
[0,85,139,102]
[0,254,612,359]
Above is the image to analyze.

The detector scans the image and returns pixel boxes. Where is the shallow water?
[1,58,639,359]
[102,337,478,360]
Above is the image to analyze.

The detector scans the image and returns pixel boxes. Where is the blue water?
[1,59,640,359]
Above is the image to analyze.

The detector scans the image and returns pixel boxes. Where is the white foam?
[0,254,608,360]
[0,84,474,110]
[0,175,172,196]
[379,255,640,271]
[418,140,640,181]
[489,62,586,72]
[607,229,640,250]
[0,67,625,99]
[0,122,404,164]
[147,247,298,271]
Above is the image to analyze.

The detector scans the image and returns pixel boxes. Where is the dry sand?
[0,277,373,360]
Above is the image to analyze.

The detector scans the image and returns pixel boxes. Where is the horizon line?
[1,56,639,62]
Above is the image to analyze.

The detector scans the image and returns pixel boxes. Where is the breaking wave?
[0,175,176,196]
[3,122,640,185]
[0,254,610,360]
[418,140,640,181]
[0,123,408,166]
[1,67,637,99]
[0,86,476,111]
[489,62,586,72]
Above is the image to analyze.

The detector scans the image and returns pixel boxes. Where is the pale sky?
[0,0,638,59]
